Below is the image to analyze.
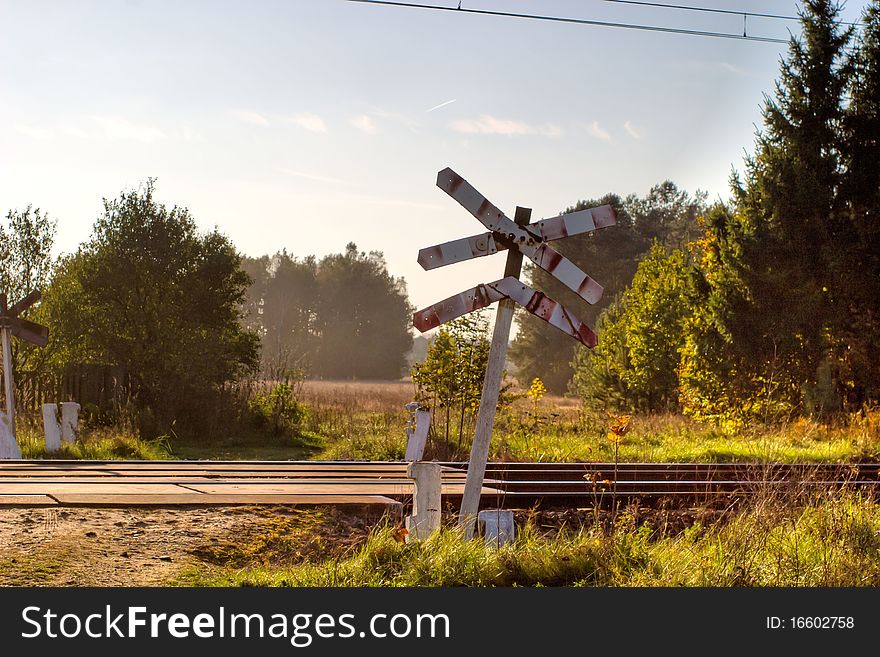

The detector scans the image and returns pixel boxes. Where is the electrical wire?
[596,0,860,27]
[345,0,791,44]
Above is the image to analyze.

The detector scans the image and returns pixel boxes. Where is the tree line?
[2,0,874,438]
[1,182,412,437]
[516,1,880,427]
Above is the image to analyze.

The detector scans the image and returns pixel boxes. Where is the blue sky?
[0,0,870,312]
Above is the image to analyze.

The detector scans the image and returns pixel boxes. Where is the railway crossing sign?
[0,290,49,458]
[413,167,616,537]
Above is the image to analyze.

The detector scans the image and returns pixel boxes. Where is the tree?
[0,206,57,405]
[312,243,412,380]
[258,252,319,375]
[46,180,259,435]
[411,312,498,458]
[571,244,693,412]
[835,0,880,406]
[681,1,854,420]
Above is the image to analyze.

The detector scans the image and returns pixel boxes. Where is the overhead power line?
[596,1,860,27]
[345,0,791,44]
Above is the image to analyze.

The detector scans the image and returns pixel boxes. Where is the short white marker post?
[0,412,20,459]
[42,403,61,452]
[404,404,431,462]
[405,461,442,541]
[60,402,80,444]
[478,509,515,547]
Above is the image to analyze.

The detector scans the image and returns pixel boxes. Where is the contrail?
[426,99,457,113]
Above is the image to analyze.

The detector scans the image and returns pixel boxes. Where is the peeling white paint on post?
[0,413,20,459]
[0,290,50,458]
[42,403,62,452]
[404,406,431,462]
[405,461,442,541]
[458,206,531,539]
[60,402,80,444]
[1,326,14,443]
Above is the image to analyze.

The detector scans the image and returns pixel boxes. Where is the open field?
[13,380,880,464]
[291,380,880,464]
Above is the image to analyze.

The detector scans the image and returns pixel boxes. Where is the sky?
[0,0,871,316]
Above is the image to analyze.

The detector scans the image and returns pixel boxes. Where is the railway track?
[0,460,876,509]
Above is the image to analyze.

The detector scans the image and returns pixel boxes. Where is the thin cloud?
[426,98,457,113]
[14,123,53,140]
[230,110,269,126]
[623,120,643,139]
[588,121,612,143]
[451,115,534,136]
[92,116,166,142]
[349,115,377,134]
[539,123,563,138]
[364,105,420,133]
[719,62,746,76]
[279,168,351,186]
[288,113,327,133]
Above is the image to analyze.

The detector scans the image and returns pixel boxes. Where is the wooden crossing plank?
[0,494,57,506]
[48,494,402,507]
[183,482,498,495]
[0,483,190,495]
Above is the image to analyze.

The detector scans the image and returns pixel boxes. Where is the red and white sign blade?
[417,232,502,271]
[491,277,597,348]
[436,168,513,234]
[412,282,505,333]
[534,204,617,241]
[519,242,604,305]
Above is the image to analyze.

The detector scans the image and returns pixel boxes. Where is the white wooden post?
[0,412,20,459]
[405,461,442,541]
[42,403,62,452]
[458,206,531,538]
[405,406,431,461]
[0,326,20,459]
[60,402,80,444]
[1,326,15,440]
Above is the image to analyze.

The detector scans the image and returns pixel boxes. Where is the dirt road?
[0,505,385,586]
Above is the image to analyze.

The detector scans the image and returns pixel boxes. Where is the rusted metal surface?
[416,167,615,344]
[491,278,598,347]
[534,204,616,241]
[413,282,505,332]
[432,167,613,306]
[413,276,598,347]
[417,232,500,270]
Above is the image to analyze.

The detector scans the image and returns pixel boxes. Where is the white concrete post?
[42,403,62,452]
[0,412,20,459]
[60,402,80,444]
[405,406,431,462]
[405,461,442,541]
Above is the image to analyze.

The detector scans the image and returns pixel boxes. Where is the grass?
[18,425,174,460]
[11,381,880,464]
[179,490,880,587]
[299,382,880,464]
[493,410,880,463]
